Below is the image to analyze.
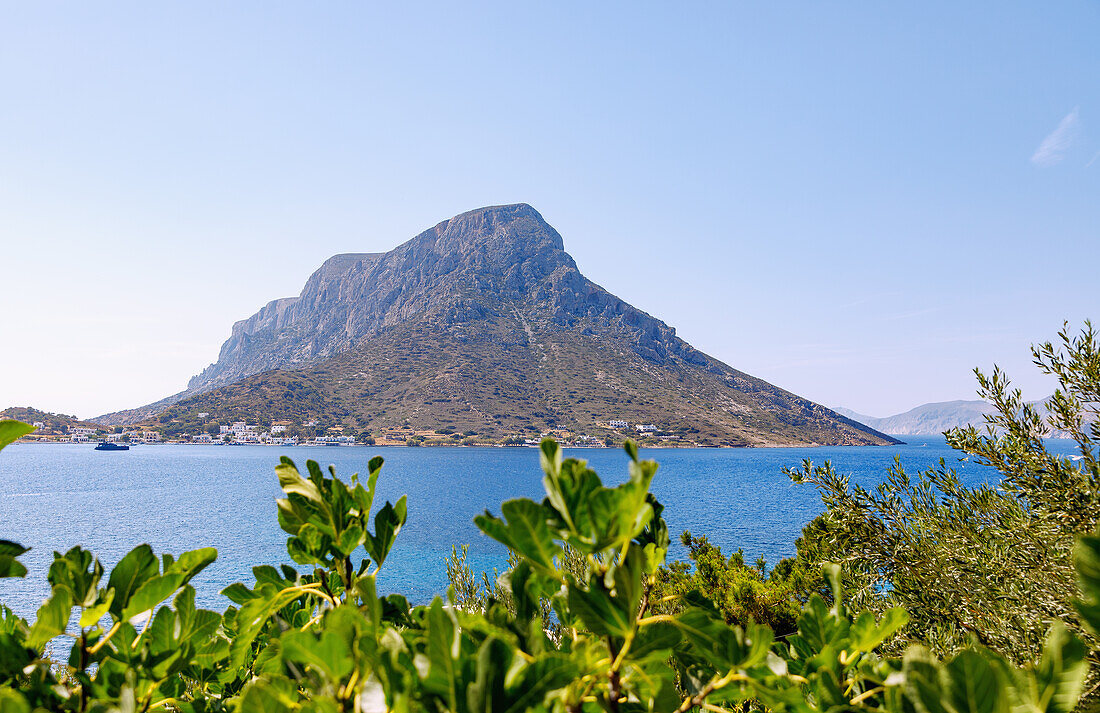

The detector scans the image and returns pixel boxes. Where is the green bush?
[787,322,1100,670]
[646,531,817,637]
[0,421,1093,712]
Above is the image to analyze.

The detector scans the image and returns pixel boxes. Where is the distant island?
[834,397,1068,437]
[832,400,998,436]
[12,205,898,448]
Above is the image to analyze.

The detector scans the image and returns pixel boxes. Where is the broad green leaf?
[631,620,681,659]
[27,586,72,648]
[78,590,115,627]
[0,541,29,558]
[171,547,218,579]
[120,547,215,620]
[122,574,184,621]
[0,421,34,451]
[942,649,1008,713]
[503,652,579,713]
[612,545,644,618]
[229,583,308,670]
[475,499,561,573]
[567,580,632,638]
[238,679,297,713]
[222,582,257,605]
[1028,623,1087,713]
[0,687,30,713]
[673,608,772,672]
[357,573,383,637]
[106,544,160,619]
[367,496,407,569]
[541,458,602,541]
[467,636,512,713]
[849,607,909,653]
[276,458,323,502]
[336,522,364,556]
[539,439,563,477]
[252,564,289,589]
[0,556,26,579]
[502,560,544,623]
[423,598,460,709]
[904,647,954,713]
[281,624,356,683]
[47,547,104,608]
[795,594,847,652]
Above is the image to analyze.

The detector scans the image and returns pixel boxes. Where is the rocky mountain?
[832,400,998,436]
[98,203,898,446]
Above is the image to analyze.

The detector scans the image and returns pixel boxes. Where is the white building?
[270,425,287,434]
[608,419,628,429]
[193,434,213,444]
[70,434,90,443]
[197,412,210,418]
[70,426,96,437]
[636,424,657,433]
[32,421,44,429]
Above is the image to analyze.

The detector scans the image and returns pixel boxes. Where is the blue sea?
[0,438,1081,618]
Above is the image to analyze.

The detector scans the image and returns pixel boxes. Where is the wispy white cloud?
[1031,108,1080,167]
[1087,150,1100,168]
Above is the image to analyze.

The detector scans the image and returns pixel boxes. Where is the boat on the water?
[94,442,129,451]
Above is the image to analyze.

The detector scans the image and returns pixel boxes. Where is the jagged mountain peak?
[94,204,898,447]
[315,252,384,277]
[179,204,582,394]
[398,202,573,276]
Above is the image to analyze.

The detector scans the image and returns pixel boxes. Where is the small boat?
[94,442,129,451]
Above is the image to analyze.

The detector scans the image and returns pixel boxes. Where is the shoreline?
[11,439,904,450]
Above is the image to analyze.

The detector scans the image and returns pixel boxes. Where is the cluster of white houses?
[66,420,355,446]
[608,420,658,433]
[202,421,355,446]
[68,426,161,444]
[59,416,663,446]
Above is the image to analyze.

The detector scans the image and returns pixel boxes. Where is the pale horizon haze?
[2,2,1098,420]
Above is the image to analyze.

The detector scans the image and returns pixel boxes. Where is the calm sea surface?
[0,438,1080,618]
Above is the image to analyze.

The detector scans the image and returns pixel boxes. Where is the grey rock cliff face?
[186,203,699,393]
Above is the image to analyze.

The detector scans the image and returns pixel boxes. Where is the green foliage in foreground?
[645,529,825,639]
[0,426,1095,713]
[786,322,1100,670]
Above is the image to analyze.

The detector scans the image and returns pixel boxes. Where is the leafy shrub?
[787,322,1100,669]
[0,422,1092,712]
[647,531,820,637]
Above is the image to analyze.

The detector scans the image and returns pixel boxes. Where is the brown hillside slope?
[102,203,897,446]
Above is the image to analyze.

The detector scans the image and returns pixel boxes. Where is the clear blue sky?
[2,2,1097,419]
